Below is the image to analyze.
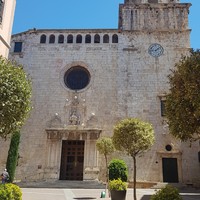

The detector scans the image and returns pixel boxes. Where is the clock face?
[148,43,164,57]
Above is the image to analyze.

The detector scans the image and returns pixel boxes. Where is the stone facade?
[1,0,199,186]
[0,0,16,58]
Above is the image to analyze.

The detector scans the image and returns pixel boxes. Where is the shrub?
[150,185,183,200]
[0,183,22,200]
[6,131,21,183]
[108,159,128,182]
[109,179,128,191]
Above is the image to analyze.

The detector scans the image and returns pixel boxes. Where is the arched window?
[58,34,64,43]
[49,34,55,43]
[103,34,109,43]
[85,34,91,43]
[76,35,82,43]
[40,34,46,43]
[94,34,100,43]
[67,35,73,43]
[112,34,118,43]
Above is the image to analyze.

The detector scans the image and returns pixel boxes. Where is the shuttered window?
[0,0,4,24]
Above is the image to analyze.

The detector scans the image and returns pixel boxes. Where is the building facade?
[2,0,200,186]
[0,0,16,57]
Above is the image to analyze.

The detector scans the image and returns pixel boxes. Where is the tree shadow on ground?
[140,193,200,200]
[140,195,151,200]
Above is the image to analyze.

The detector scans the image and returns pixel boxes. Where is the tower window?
[58,34,64,43]
[40,34,46,43]
[0,0,4,24]
[14,42,22,53]
[94,34,100,43]
[103,34,109,43]
[49,34,55,43]
[67,35,73,43]
[112,34,118,43]
[85,34,91,43]
[76,35,82,43]
[161,100,166,117]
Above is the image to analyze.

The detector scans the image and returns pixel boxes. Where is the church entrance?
[60,140,85,180]
[162,158,179,183]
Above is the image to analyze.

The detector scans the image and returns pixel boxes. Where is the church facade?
[3,0,200,186]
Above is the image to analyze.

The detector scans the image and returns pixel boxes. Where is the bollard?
[100,191,106,198]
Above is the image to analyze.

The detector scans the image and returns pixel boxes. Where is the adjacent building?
[2,0,199,186]
[0,0,16,57]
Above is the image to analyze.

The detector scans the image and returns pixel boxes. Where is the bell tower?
[119,0,191,31]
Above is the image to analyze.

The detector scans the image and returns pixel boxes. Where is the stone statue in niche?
[69,111,80,125]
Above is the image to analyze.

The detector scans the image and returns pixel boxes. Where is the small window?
[49,34,55,43]
[103,34,109,43]
[94,34,100,43]
[67,35,73,43]
[112,34,118,43]
[148,0,158,3]
[165,145,172,151]
[58,34,64,43]
[14,42,22,53]
[161,100,166,117]
[76,35,82,43]
[85,34,91,43]
[40,34,46,43]
[0,0,4,24]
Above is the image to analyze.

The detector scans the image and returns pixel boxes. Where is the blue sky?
[12,0,199,49]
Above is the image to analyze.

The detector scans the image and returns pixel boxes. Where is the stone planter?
[110,190,127,200]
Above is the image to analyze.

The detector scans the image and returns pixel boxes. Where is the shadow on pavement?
[140,193,200,200]
[181,194,200,200]
[140,195,151,200]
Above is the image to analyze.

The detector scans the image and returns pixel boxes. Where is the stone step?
[16,180,106,189]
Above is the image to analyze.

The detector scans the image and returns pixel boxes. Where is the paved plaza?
[21,187,200,200]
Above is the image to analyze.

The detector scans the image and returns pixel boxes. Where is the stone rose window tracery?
[64,66,90,91]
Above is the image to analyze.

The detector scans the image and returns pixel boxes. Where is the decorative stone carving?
[69,111,80,125]
[65,93,86,126]
[47,113,62,128]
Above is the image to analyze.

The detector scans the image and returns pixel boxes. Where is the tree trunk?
[133,156,137,200]
[105,155,109,197]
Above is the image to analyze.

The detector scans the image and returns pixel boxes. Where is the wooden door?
[60,140,84,180]
[162,158,179,183]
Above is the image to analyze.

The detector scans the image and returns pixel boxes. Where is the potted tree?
[109,178,128,200]
[96,137,115,197]
[113,118,155,200]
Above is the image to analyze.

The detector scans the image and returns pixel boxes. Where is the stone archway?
[45,128,101,180]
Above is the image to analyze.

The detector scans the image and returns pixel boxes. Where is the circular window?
[64,66,90,90]
[165,144,172,151]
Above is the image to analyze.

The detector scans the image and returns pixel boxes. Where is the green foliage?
[0,183,22,200]
[96,137,115,157]
[113,118,155,200]
[108,159,128,182]
[150,185,182,200]
[113,118,155,157]
[165,49,200,142]
[6,131,21,183]
[109,179,128,191]
[96,137,115,183]
[0,56,32,138]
